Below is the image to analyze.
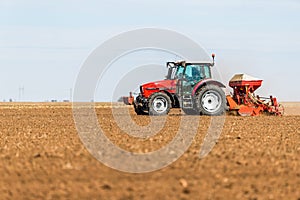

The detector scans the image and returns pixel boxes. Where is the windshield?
[174,66,185,79]
[167,65,184,80]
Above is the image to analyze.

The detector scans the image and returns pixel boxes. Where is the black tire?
[133,101,148,115]
[182,108,199,115]
[148,92,171,116]
[196,84,226,116]
[134,103,147,115]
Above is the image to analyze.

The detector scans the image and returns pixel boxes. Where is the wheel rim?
[152,97,168,113]
[201,90,222,113]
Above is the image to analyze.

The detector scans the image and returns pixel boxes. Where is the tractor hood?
[142,79,176,90]
[141,79,177,98]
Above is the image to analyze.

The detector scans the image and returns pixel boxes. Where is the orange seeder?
[226,74,284,116]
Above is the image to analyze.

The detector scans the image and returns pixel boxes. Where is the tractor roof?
[167,60,214,67]
[176,60,213,64]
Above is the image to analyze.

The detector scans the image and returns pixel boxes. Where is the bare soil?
[0,103,299,200]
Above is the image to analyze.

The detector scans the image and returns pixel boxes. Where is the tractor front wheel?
[134,103,147,115]
[196,85,226,116]
[148,92,171,116]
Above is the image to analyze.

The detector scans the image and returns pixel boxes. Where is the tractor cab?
[166,61,216,109]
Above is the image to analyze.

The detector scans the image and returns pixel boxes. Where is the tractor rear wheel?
[196,85,226,116]
[148,92,171,116]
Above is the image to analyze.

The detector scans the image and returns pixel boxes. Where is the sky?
[0,0,300,102]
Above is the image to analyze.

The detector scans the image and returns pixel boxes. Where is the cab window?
[184,64,211,82]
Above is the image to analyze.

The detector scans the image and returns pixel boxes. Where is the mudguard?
[192,79,226,96]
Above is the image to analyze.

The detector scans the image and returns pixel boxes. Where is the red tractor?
[130,54,227,115]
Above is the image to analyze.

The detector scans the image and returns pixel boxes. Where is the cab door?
[179,65,201,108]
[181,65,202,94]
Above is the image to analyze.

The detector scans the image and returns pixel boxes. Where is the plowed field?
[0,103,299,200]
